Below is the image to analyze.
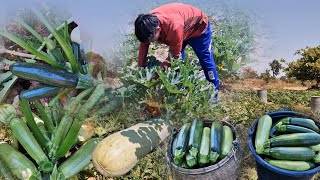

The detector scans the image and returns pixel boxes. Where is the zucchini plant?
[120,53,217,119]
[0,83,127,179]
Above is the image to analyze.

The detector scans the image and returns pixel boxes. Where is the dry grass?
[222,78,309,90]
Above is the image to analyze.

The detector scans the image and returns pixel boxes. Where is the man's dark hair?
[134,14,159,43]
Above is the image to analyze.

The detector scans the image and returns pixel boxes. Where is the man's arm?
[167,26,184,60]
[138,42,150,67]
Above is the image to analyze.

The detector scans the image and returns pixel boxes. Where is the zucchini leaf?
[156,67,186,94]
[121,66,159,88]
[0,75,18,103]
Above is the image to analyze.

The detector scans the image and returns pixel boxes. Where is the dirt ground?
[222,78,310,91]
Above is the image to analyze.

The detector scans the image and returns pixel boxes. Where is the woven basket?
[166,120,243,180]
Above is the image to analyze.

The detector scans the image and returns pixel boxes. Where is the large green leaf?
[122,67,159,88]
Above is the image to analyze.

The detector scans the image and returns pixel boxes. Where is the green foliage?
[212,9,256,76]
[120,54,217,119]
[269,59,283,77]
[268,90,319,107]
[285,46,320,86]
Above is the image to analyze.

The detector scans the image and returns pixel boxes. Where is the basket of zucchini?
[249,111,320,180]
[167,119,242,180]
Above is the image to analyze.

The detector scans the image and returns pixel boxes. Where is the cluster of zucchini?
[255,115,320,171]
[10,62,96,100]
[0,83,124,179]
[172,119,234,168]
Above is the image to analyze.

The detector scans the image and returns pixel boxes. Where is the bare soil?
[222,78,309,91]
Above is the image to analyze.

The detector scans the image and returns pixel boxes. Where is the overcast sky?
[1,0,319,73]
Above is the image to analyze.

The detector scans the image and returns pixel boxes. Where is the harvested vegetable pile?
[255,114,320,171]
[171,119,234,168]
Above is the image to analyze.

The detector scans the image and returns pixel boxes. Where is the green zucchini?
[172,137,177,155]
[55,84,106,158]
[50,88,94,157]
[50,115,74,157]
[180,160,188,169]
[220,125,234,159]
[172,137,178,165]
[20,98,51,151]
[34,100,55,134]
[264,133,320,148]
[58,138,101,179]
[255,115,272,154]
[10,62,95,89]
[265,159,316,171]
[0,158,14,180]
[20,85,61,100]
[186,153,197,168]
[263,147,315,161]
[0,142,42,180]
[310,144,320,152]
[313,152,320,164]
[0,104,17,124]
[209,120,223,164]
[77,84,106,120]
[54,119,82,158]
[276,124,316,134]
[269,126,278,137]
[93,97,122,117]
[173,123,191,164]
[188,119,203,158]
[65,87,94,115]
[10,117,53,173]
[199,127,210,166]
[275,117,319,133]
[35,118,51,143]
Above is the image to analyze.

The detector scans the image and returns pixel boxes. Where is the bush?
[240,67,258,79]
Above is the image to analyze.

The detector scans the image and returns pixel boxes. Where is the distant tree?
[269,59,283,77]
[285,46,320,87]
